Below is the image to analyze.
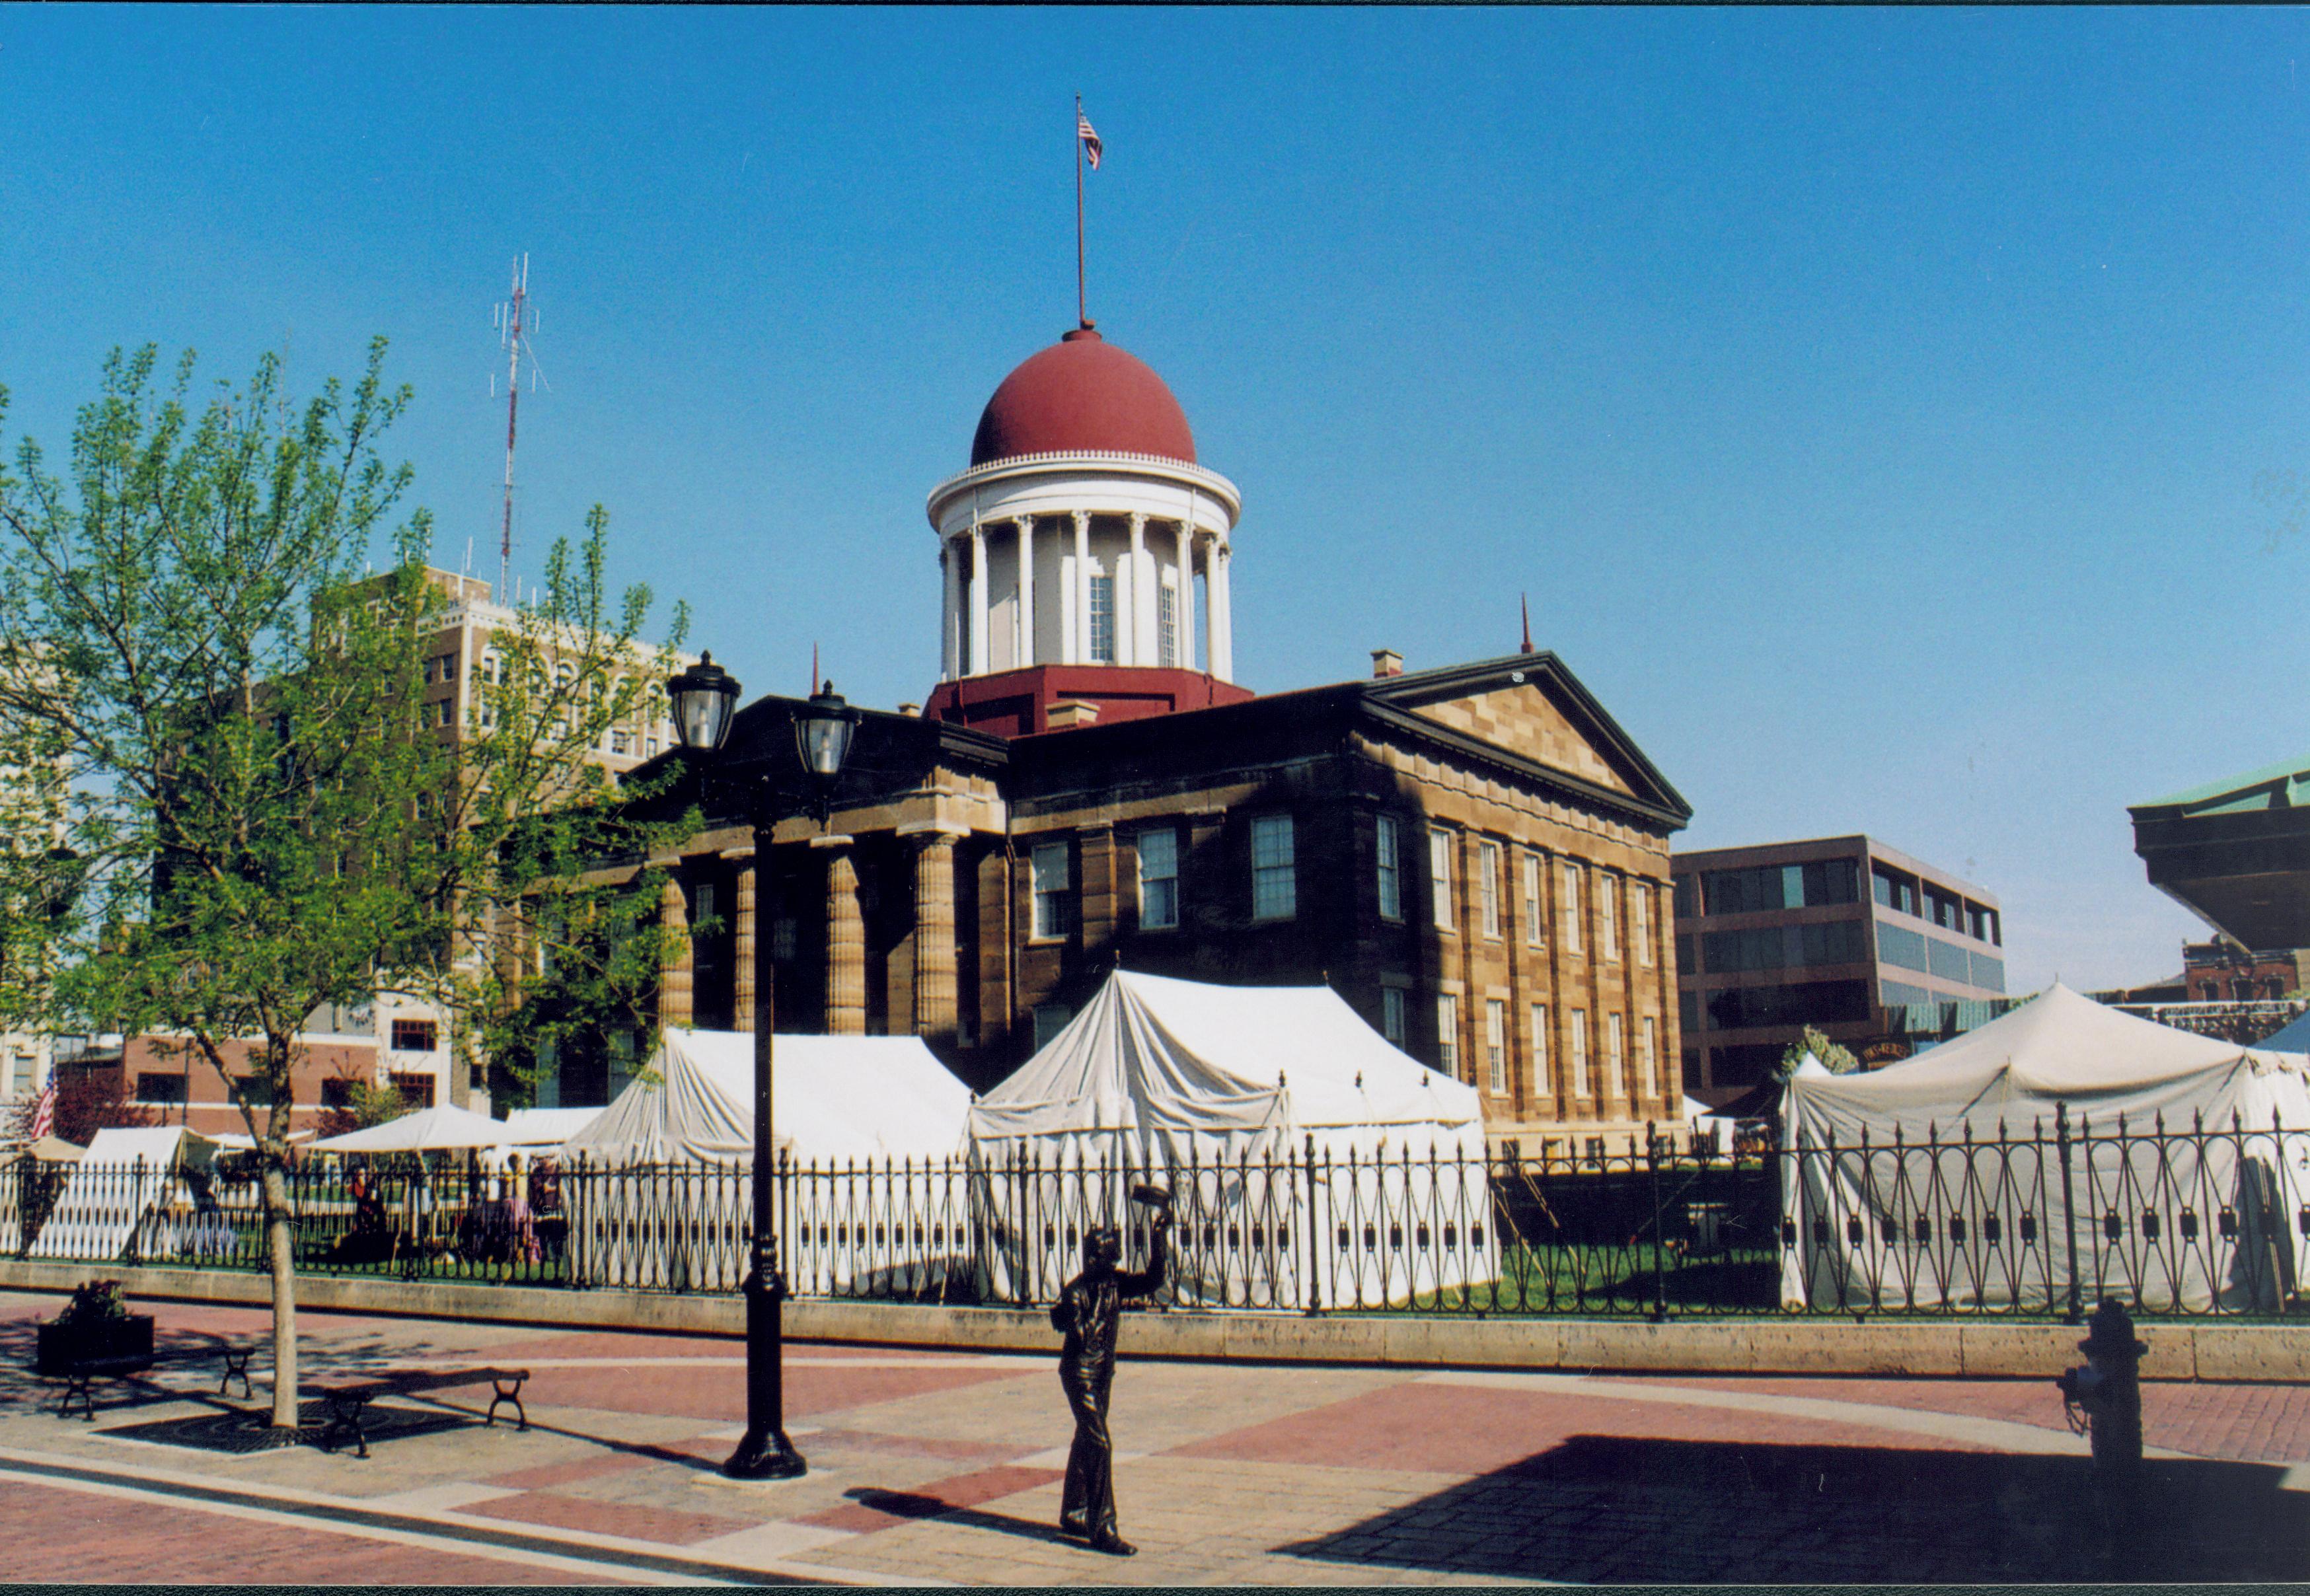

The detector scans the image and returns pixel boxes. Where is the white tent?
[28,1126,222,1262]
[560,1029,973,1294]
[1781,984,2310,1313]
[500,1106,604,1145]
[966,970,1497,1311]
[311,1103,517,1154]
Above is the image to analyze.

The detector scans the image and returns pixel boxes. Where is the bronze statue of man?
[1048,1186,1172,1556]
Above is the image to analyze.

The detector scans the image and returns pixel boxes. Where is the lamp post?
[666,653,860,1481]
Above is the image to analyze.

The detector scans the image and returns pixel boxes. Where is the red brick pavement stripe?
[461,1487,759,1547]
[1174,1381,2011,1478]
[797,1464,1065,1535]
[803,1425,1037,1464]
[483,1450,655,1490]
[0,1476,620,1584]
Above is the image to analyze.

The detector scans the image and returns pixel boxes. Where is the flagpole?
[1074,94,1087,329]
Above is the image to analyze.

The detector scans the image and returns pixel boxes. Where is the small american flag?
[28,1078,56,1141]
[1078,107,1102,170]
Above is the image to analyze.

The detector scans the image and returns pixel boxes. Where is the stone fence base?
[1,1257,2299,1382]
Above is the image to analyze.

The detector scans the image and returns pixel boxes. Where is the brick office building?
[1672,835,2007,1101]
[603,321,1694,1149]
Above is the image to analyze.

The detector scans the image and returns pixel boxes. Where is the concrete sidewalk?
[1,1289,2305,1585]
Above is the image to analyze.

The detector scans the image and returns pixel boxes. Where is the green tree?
[1777,1025,1859,1081]
[0,343,692,1425]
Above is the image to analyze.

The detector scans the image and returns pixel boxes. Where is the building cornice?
[926,451,1242,530]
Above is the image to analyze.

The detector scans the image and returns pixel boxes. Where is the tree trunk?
[260,1158,299,1428]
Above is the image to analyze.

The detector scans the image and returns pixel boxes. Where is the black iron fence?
[5,1109,2304,1319]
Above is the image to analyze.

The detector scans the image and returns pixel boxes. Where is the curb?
[2,1257,2302,1381]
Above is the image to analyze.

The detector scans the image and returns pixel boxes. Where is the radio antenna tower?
[490,254,546,598]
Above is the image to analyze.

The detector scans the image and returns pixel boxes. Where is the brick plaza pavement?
[1,1289,2305,1584]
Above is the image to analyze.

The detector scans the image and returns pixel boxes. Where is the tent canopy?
[564,1029,971,1165]
[82,1125,215,1168]
[501,1107,604,1145]
[2256,1008,2310,1054]
[968,970,1483,1142]
[23,1136,85,1162]
[1785,983,2310,1138]
[311,1103,515,1154]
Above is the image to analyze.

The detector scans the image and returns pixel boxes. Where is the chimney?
[897,702,921,718]
[1046,699,1101,730]
[1370,648,1403,679]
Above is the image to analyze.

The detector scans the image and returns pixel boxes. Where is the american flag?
[1077,107,1102,170]
[28,1077,55,1141]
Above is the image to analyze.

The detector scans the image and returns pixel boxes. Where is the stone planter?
[34,1313,153,1375]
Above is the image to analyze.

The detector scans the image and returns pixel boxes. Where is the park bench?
[51,1342,256,1420]
[305,1365,530,1459]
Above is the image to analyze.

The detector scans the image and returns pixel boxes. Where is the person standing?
[1047,1188,1171,1556]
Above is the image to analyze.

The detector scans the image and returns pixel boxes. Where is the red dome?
[969,327,1196,468]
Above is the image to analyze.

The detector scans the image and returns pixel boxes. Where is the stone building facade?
[609,319,1693,1149]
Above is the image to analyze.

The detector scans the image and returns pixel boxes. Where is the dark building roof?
[2131,753,2310,949]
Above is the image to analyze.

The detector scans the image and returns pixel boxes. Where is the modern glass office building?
[1670,835,2006,1099]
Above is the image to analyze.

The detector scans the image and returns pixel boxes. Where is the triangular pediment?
[1362,654,1691,826]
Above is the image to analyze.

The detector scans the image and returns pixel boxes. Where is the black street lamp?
[666,654,860,1480]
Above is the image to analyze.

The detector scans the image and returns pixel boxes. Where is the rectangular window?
[1673,874,1698,919]
[771,916,798,962]
[1530,1003,1551,1092]
[1158,583,1177,666]
[1032,1004,1074,1050]
[1376,815,1403,921]
[1431,829,1455,930]
[1381,986,1408,1048]
[1251,815,1296,920]
[1569,1010,1590,1097]
[136,1071,187,1105]
[320,1077,355,1110]
[391,1019,438,1052]
[1632,884,1653,967]
[1436,994,1460,1078]
[1089,574,1116,663]
[237,1074,274,1107]
[1479,841,1502,939]
[1641,1015,1658,1098]
[1606,1013,1626,1097]
[1485,998,1507,1094]
[389,1071,437,1108]
[1136,828,1179,930]
[1031,842,1071,940]
[1562,864,1584,953]
[1522,853,1545,946]
[1600,875,1620,962]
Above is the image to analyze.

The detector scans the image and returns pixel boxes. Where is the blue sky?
[2,7,2304,992]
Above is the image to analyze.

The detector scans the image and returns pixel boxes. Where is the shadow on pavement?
[841,1487,1081,1548]
[1281,1433,2310,1583]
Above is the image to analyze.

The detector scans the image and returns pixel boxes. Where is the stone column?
[912,832,961,1045]
[1123,513,1146,666]
[939,536,959,680]
[1175,518,1195,670]
[1014,515,1035,669]
[1072,509,1093,664]
[656,873,693,1031]
[820,837,865,1036]
[967,525,990,677]
[730,849,757,1034]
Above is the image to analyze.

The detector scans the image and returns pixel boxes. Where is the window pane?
[1430,830,1454,929]
[1600,876,1620,960]
[1562,865,1583,952]
[1486,999,1507,1093]
[1376,815,1401,920]
[1252,815,1296,920]
[1436,994,1460,1077]
[1138,829,1179,930]
[1523,853,1544,946]
[1632,885,1653,966]
[1089,574,1115,663]
[1382,986,1407,1047]
[1530,1003,1551,1092]
[1158,583,1177,666]
[1570,1011,1589,1096]
[1479,842,1501,938]
[1033,842,1070,939]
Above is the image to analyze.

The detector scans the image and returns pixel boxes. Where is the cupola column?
[1072,510,1093,665]
[938,537,959,680]
[1122,513,1146,666]
[967,524,990,676]
[1014,516,1035,669]
[1212,540,1235,682]
[1175,519,1196,671]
